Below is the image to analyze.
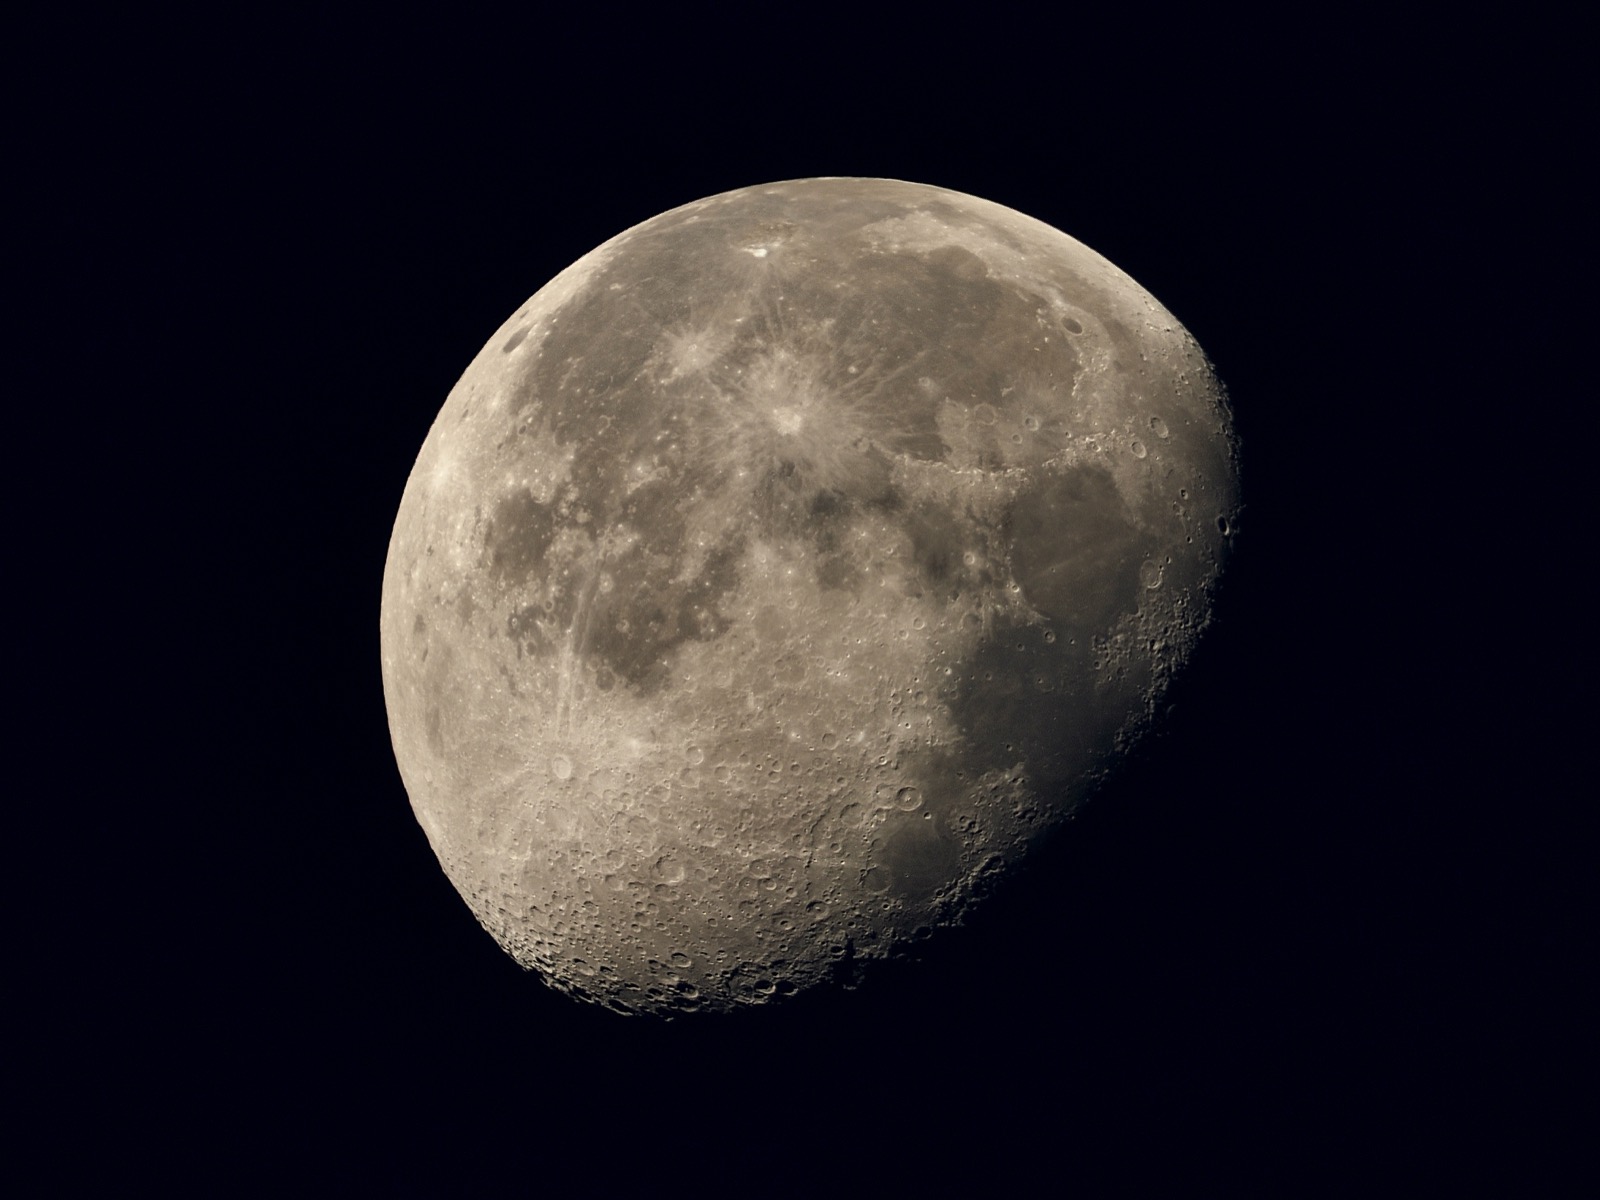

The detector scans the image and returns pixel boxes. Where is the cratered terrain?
[380,177,1240,1014]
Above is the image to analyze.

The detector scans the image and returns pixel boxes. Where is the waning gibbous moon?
[380,178,1240,1015]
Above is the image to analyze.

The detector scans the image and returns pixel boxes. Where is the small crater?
[653,856,686,884]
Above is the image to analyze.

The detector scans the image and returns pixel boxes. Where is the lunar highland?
[380,178,1240,1014]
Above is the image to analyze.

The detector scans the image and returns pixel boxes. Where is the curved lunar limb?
[381,178,1240,1015]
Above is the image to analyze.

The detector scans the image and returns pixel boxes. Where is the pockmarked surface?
[381,178,1240,1014]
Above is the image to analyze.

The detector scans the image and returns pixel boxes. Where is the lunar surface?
[381,178,1240,1015]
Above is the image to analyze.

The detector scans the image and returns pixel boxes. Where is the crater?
[1006,464,1152,640]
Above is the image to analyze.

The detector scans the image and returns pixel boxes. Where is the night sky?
[28,13,1577,1191]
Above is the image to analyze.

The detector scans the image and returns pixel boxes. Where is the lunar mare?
[380,178,1240,1014]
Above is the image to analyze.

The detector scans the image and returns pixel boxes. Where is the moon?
[380,178,1240,1014]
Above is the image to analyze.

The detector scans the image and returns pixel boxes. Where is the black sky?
[27,13,1581,1191]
